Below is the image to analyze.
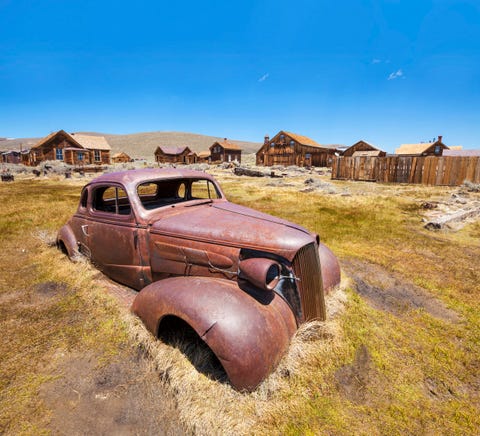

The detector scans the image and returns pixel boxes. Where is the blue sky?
[1,0,479,152]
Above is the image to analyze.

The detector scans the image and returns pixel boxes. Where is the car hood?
[148,201,315,261]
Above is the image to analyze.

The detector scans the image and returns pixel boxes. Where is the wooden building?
[197,150,211,163]
[112,152,132,163]
[154,146,197,164]
[1,150,22,164]
[342,140,386,157]
[395,136,449,156]
[209,139,242,163]
[25,130,111,166]
[256,131,337,167]
[70,133,111,164]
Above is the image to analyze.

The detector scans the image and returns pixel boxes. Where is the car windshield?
[136,178,221,210]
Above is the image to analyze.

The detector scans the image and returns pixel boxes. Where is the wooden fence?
[331,156,480,186]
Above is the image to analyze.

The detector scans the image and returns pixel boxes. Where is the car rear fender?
[131,276,297,391]
[57,224,79,259]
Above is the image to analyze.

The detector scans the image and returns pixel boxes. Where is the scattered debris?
[421,202,438,209]
[233,167,266,177]
[424,207,480,230]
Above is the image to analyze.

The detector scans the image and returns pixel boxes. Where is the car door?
[85,183,143,289]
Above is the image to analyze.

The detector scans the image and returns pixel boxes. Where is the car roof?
[86,168,217,189]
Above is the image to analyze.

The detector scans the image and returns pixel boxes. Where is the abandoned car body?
[57,168,341,391]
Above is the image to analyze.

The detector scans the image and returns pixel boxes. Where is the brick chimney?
[438,135,443,143]
[264,135,270,144]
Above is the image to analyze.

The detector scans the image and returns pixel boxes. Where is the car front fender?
[319,242,341,292]
[131,276,297,391]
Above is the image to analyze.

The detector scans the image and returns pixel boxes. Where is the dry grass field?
[1,170,479,435]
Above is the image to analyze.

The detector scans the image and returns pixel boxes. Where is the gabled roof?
[211,139,242,151]
[112,152,131,158]
[31,130,84,150]
[155,146,191,155]
[351,140,380,150]
[71,134,111,151]
[395,141,448,155]
[31,130,111,151]
[198,150,211,158]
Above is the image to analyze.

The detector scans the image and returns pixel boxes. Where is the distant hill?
[0,131,262,159]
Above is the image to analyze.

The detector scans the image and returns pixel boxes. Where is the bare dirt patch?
[341,258,459,322]
[40,349,185,435]
[335,344,379,404]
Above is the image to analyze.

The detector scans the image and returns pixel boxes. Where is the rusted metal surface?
[58,168,341,390]
[132,276,297,391]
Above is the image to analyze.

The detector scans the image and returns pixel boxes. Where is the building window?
[78,152,83,161]
[94,150,101,161]
[270,142,275,148]
[434,145,441,155]
[56,148,63,160]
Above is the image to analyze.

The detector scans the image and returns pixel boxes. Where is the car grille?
[292,243,326,321]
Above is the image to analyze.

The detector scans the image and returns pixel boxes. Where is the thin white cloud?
[372,59,381,64]
[388,69,404,80]
[258,73,269,82]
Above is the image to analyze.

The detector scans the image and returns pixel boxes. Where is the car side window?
[137,180,187,209]
[190,180,220,199]
[80,188,88,209]
[93,186,131,215]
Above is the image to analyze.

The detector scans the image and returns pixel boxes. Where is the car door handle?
[81,225,89,236]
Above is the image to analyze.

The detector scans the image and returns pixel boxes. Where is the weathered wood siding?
[332,156,480,186]
[258,144,334,167]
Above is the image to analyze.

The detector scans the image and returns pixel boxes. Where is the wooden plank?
[435,157,445,185]
[474,158,480,183]
[465,157,477,182]
[428,157,438,185]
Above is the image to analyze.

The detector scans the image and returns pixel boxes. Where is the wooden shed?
[197,150,211,163]
[26,130,111,166]
[154,146,197,164]
[1,151,22,164]
[342,140,386,157]
[256,131,337,167]
[395,136,449,156]
[209,139,242,163]
[112,152,132,163]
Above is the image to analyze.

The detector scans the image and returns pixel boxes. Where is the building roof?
[395,142,447,155]
[211,139,242,151]
[155,146,190,155]
[198,150,211,158]
[448,145,463,150]
[31,130,83,150]
[443,149,480,157]
[280,131,337,150]
[31,130,111,151]
[71,134,111,151]
[283,131,323,148]
[352,150,384,157]
[112,152,131,158]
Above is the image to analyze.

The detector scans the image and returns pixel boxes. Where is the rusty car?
[57,168,340,391]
